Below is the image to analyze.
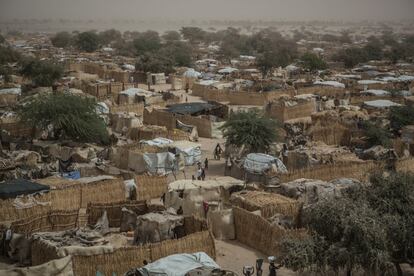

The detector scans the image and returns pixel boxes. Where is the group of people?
[191,143,223,181]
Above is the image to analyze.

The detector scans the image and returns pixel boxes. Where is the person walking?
[204,158,208,170]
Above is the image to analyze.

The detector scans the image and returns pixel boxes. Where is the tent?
[136,252,219,276]
[166,141,202,166]
[0,179,50,200]
[140,139,201,166]
[243,153,287,174]
[143,152,177,175]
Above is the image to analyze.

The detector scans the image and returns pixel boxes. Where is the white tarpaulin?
[140,137,173,147]
[243,153,287,174]
[143,152,177,175]
[137,252,219,276]
[167,141,202,166]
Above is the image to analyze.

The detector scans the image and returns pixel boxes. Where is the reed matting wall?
[233,207,307,257]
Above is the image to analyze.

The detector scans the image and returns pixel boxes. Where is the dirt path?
[216,239,296,276]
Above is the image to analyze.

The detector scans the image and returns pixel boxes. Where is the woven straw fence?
[0,179,125,222]
[135,175,168,200]
[396,158,414,173]
[80,179,125,208]
[11,210,79,235]
[280,161,379,183]
[0,196,51,223]
[86,200,149,227]
[233,207,307,257]
[310,123,352,146]
[71,231,215,276]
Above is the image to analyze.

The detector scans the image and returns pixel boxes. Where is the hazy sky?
[1,0,413,21]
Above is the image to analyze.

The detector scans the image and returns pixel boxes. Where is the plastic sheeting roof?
[0,88,21,95]
[137,252,219,276]
[168,176,244,191]
[243,153,287,174]
[314,81,345,88]
[358,80,385,85]
[363,100,401,108]
[218,67,238,74]
[361,89,390,96]
[166,102,217,115]
[0,179,49,200]
[183,68,201,78]
[119,88,153,97]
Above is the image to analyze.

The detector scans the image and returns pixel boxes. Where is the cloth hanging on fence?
[13,193,51,209]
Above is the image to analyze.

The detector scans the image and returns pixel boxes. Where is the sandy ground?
[216,239,296,276]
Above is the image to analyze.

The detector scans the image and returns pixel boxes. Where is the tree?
[367,173,414,275]
[333,47,368,68]
[220,109,279,153]
[283,198,392,275]
[18,93,109,144]
[301,52,327,71]
[50,32,72,48]
[361,121,392,148]
[282,172,414,276]
[162,31,181,42]
[98,29,122,45]
[180,27,206,44]
[257,49,292,78]
[135,52,174,74]
[75,31,100,52]
[389,106,414,132]
[160,41,193,67]
[20,58,63,87]
[133,31,161,55]
[0,45,20,65]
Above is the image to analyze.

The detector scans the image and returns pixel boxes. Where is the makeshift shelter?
[243,153,287,174]
[134,252,220,276]
[166,102,220,116]
[143,152,177,175]
[230,191,301,220]
[165,177,244,218]
[165,141,202,166]
[140,139,202,166]
[0,179,50,200]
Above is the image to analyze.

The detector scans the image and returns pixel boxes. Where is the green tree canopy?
[135,52,174,74]
[282,172,414,276]
[0,45,21,65]
[133,31,161,55]
[50,32,72,48]
[160,41,193,67]
[162,31,181,42]
[20,58,63,87]
[75,31,100,52]
[98,29,122,45]
[18,93,109,144]
[361,121,392,148]
[389,106,414,132]
[220,109,279,153]
[300,52,327,71]
[180,27,206,44]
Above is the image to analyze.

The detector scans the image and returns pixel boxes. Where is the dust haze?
[1,0,413,21]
